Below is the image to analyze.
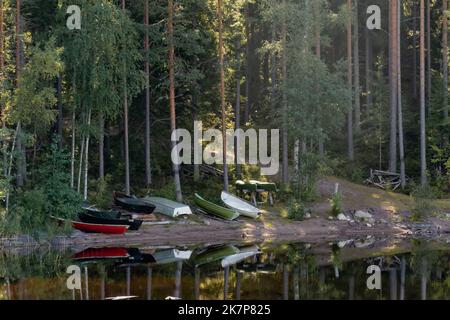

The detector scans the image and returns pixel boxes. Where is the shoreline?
[1,176,449,252]
[0,214,426,251]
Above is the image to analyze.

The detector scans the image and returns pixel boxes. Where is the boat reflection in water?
[2,241,450,300]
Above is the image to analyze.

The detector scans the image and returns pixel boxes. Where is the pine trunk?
[168,0,183,202]
[427,0,432,116]
[0,0,6,175]
[365,26,373,109]
[235,39,242,177]
[389,0,398,173]
[443,0,449,120]
[420,0,427,185]
[57,74,63,148]
[83,110,91,201]
[397,0,406,189]
[413,3,418,99]
[144,0,152,186]
[218,0,228,191]
[315,1,324,157]
[347,0,354,161]
[122,0,130,195]
[70,111,75,188]
[99,114,104,180]
[354,2,361,132]
[282,0,289,183]
[15,0,24,187]
[244,3,251,124]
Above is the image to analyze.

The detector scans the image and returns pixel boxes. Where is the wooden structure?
[182,164,224,179]
[235,180,278,206]
[365,169,407,191]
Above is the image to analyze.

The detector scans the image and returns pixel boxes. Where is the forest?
[0,0,449,235]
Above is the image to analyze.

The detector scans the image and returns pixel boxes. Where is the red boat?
[72,220,129,234]
[74,247,130,261]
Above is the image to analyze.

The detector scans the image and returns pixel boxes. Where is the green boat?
[249,180,278,192]
[191,245,240,267]
[194,193,240,221]
[235,180,257,192]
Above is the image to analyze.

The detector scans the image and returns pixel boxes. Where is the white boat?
[221,191,261,219]
[221,246,261,268]
[143,196,193,218]
[152,249,193,265]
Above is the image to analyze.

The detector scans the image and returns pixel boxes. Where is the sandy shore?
[1,177,449,251]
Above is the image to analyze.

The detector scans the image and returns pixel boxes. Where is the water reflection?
[1,240,450,300]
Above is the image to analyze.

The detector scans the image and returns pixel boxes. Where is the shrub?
[329,191,343,218]
[0,139,81,236]
[410,183,438,221]
[92,175,113,209]
[287,199,306,221]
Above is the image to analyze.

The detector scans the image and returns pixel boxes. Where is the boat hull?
[221,191,261,219]
[194,193,240,221]
[79,211,143,231]
[143,196,192,218]
[72,220,129,234]
[113,191,156,214]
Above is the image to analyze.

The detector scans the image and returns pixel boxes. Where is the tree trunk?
[57,74,63,148]
[174,261,182,299]
[315,1,324,157]
[77,129,85,194]
[427,0,432,117]
[413,2,418,99]
[0,0,6,175]
[168,0,183,202]
[400,256,406,300]
[244,3,250,124]
[99,114,104,180]
[83,109,91,201]
[389,268,398,300]
[70,111,76,188]
[144,0,152,186]
[365,24,373,109]
[354,1,361,132]
[282,0,289,184]
[389,0,398,173]
[235,39,242,178]
[443,0,449,120]
[397,0,406,189]
[347,0,354,161]
[283,264,289,300]
[421,257,427,300]
[218,0,228,192]
[15,0,24,187]
[121,0,130,195]
[420,0,427,185]
[223,266,229,300]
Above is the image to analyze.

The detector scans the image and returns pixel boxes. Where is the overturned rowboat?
[142,196,192,218]
[191,245,240,267]
[194,193,240,221]
[221,191,261,219]
[152,249,193,265]
[221,246,261,268]
[79,208,143,231]
[113,191,155,214]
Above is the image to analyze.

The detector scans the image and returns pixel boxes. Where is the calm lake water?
[1,239,450,300]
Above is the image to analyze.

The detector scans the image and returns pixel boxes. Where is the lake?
[1,238,449,300]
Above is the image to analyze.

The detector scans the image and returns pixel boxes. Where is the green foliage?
[410,183,438,221]
[329,191,343,218]
[287,199,306,221]
[92,175,113,209]
[10,37,63,132]
[0,140,81,236]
